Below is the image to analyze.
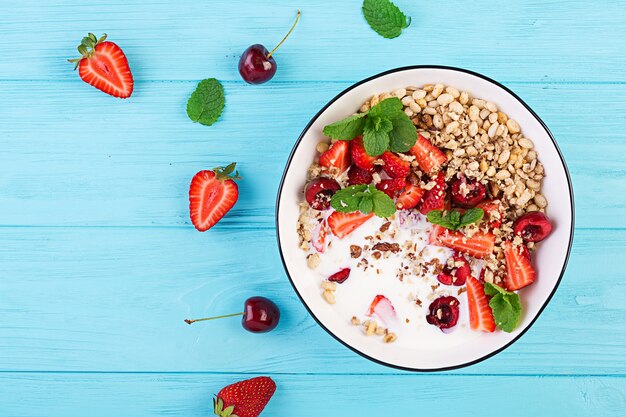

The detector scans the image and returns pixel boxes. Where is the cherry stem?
[266,10,301,59]
[184,312,244,325]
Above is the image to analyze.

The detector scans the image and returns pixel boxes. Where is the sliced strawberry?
[311,220,327,253]
[409,134,447,174]
[350,136,377,170]
[477,200,503,229]
[376,177,406,198]
[381,151,411,178]
[347,165,374,185]
[419,172,446,214]
[367,295,396,326]
[328,268,350,283]
[69,34,133,98]
[328,211,374,239]
[503,241,536,291]
[396,184,425,210]
[466,276,496,332]
[189,163,240,232]
[319,140,351,174]
[429,225,496,259]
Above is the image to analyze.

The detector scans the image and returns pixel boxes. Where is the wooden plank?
[0,372,624,417]
[0,1,625,82]
[0,81,623,228]
[0,227,623,375]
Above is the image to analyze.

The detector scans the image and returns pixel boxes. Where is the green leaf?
[358,195,374,213]
[369,97,403,118]
[484,283,522,333]
[388,112,417,152]
[460,208,485,227]
[186,78,225,126]
[427,210,459,230]
[363,116,391,156]
[322,113,367,140]
[371,188,396,218]
[362,0,411,39]
[222,405,235,416]
[331,185,368,213]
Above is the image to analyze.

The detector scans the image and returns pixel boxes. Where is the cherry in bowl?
[514,211,553,242]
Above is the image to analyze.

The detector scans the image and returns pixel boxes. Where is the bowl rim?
[275,65,575,372]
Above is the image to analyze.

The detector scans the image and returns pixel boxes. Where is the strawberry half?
[466,276,496,332]
[376,177,406,198]
[429,225,496,259]
[350,136,377,170]
[476,200,503,229]
[409,134,447,175]
[419,172,446,214]
[68,33,133,98]
[214,376,276,417]
[328,211,374,239]
[319,140,351,174]
[189,163,240,232]
[381,151,411,178]
[396,184,425,210]
[367,295,396,326]
[503,241,536,291]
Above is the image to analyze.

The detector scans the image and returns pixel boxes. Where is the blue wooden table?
[1,1,625,416]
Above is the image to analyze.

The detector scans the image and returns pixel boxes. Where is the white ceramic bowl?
[276,66,574,371]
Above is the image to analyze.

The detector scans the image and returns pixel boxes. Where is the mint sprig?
[322,97,417,157]
[484,282,522,333]
[331,184,396,218]
[362,0,411,39]
[186,78,225,126]
[427,208,484,231]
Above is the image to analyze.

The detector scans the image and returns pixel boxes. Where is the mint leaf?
[427,208,485,231]
[388,112,417,152]
[460,208,484,227]
[371,188,396,217]
[427,210,458,230]
[363,116,392,156]
[358,195,374,213]
[362,0,411,39]
[322,113,367,140]
[331,185,368,212]
[484,282,522,333]
[186,78,225,126]
[329,185,395,218]
[369,97,403,117]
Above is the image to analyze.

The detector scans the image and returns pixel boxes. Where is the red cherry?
[242,296,280,333]
[184,296,280,333]
[437,254,471,286]
[238,10,300,84]
[513,211,553,242]
[450,176,486,208]
[305,178,340,210]
[426,296,460,330]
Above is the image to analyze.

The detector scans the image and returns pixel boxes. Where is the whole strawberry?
[189,163,240,232]
[68,33,134,98]
[214,376,276,417]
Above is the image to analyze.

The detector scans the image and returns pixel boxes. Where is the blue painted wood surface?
[0,1,625,416]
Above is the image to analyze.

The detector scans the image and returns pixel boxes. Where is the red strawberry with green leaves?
[214,376,276,417]
[409,134,447,174]
[350,136,377,170]
[189,163,240,232]
[381,151,411,178]
[68,33,133,98]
